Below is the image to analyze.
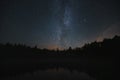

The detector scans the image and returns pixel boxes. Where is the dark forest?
[1,35,120,80]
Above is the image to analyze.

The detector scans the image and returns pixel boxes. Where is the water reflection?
[3,68,96,80]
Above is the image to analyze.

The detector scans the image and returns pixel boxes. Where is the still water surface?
[2,68,96,80]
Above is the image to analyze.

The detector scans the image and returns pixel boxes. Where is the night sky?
[0,0,120,49]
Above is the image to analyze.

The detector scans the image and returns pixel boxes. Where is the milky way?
[0,0,120,49]
[53,0,73,49]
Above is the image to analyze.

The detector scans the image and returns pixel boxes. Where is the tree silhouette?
[0,35,120,80]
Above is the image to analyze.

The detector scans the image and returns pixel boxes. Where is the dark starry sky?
[0,0,120,49]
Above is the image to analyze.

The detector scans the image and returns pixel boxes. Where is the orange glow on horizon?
[46,45,63,50]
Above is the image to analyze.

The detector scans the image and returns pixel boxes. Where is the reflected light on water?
[3,68,96,80]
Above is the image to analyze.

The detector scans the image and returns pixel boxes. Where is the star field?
[0,0,120,49]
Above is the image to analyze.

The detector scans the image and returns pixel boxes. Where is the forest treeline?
[1,35,120,80]
[0,35,120,57]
